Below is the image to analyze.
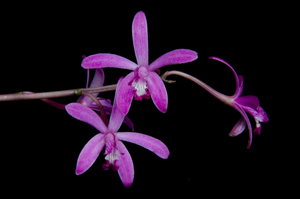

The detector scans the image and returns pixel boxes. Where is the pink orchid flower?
[77,68,134,130]
[66,77,169,187]
[209,57,269,148]
[81,11,198,114]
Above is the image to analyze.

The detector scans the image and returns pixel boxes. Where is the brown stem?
[0,84,117,102]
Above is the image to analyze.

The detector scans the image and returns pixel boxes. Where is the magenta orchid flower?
[66,77,169,187]
[81,11,198,114]
[209,57,269,148]
[77,68,134,130]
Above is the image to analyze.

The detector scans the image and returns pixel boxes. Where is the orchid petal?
[148,49,198,71]
[77,69,105,106]
[88,98,112,111]
[146,72,168,113]
[123,116,134,131]
[89,68,105,89]
[253,122,262,135]
[85,69,90,88]
[116,72,135,115]
[232,103,253,148]
[81,53,138,70]
[108,77,126,133]
[66,103,108,133]
[235,95,260,111]
[236,75,244,97]
[75,133,105,175]
[88,98,134,131]
[258,106,269,122]
[242,105,269,123]
[209,57,240,97]
[117,132,169,159]
[229,117,246,137]
[132,11,148,67]
[116,140,134,187]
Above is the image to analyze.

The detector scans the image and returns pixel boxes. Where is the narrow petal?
[116,140,134,187]
[146,72,168,113]
[116,72,135,115]
[76,133,105,175]
[89,68,105,89]
[232,103,253,149]
[81,53,138,70]
[236,75,244,97]
[229,117,246,137]
[66,103,108,133]
[89,98,134,131]
[132,11,148,66]
[117,132,169,159]
[209,57,240,98]
[123,116,134,131]
[108,77,126,133]
[77,69,105,106]
[235,95,260,111]
[148,49,198,71]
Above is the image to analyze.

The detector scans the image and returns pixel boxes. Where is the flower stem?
[0,84,117,102]
[82,91,109,127]
[161,70,232,105]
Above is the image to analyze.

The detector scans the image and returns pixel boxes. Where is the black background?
[1,2,296,197]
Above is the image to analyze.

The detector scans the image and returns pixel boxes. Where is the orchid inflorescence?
[0,11,268,187]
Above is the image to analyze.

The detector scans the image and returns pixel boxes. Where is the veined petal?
[116,132,169,159]
[148,49,198,71]
[77,69,105,106]
[76,133,105,175]
[235,95,260,111]
[66,103,108,133]
[116,72,135,115]
[209,57,240,98]
[132,11,148,66]
[258,106,269,122]
[147,72,168,113]
[229,117,246,137]
[232,103,253,149]
[242,105,269,123]
[81,53,138,70]
[108,77,126,133]
[116,140,134,187]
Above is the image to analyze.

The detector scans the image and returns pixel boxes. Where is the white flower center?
[132,78,148,97]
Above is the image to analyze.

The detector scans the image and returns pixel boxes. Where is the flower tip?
[75,168,83,176]
[247,140,252,149]
[122,181,133,188]
[208,56,217,60]
[135,10,145,16]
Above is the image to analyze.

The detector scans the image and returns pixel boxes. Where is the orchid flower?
[209,57,269,148]
[77,68,134,130]
[81,11,198,114]
[161,57,269,148]
[66,77,170,187]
